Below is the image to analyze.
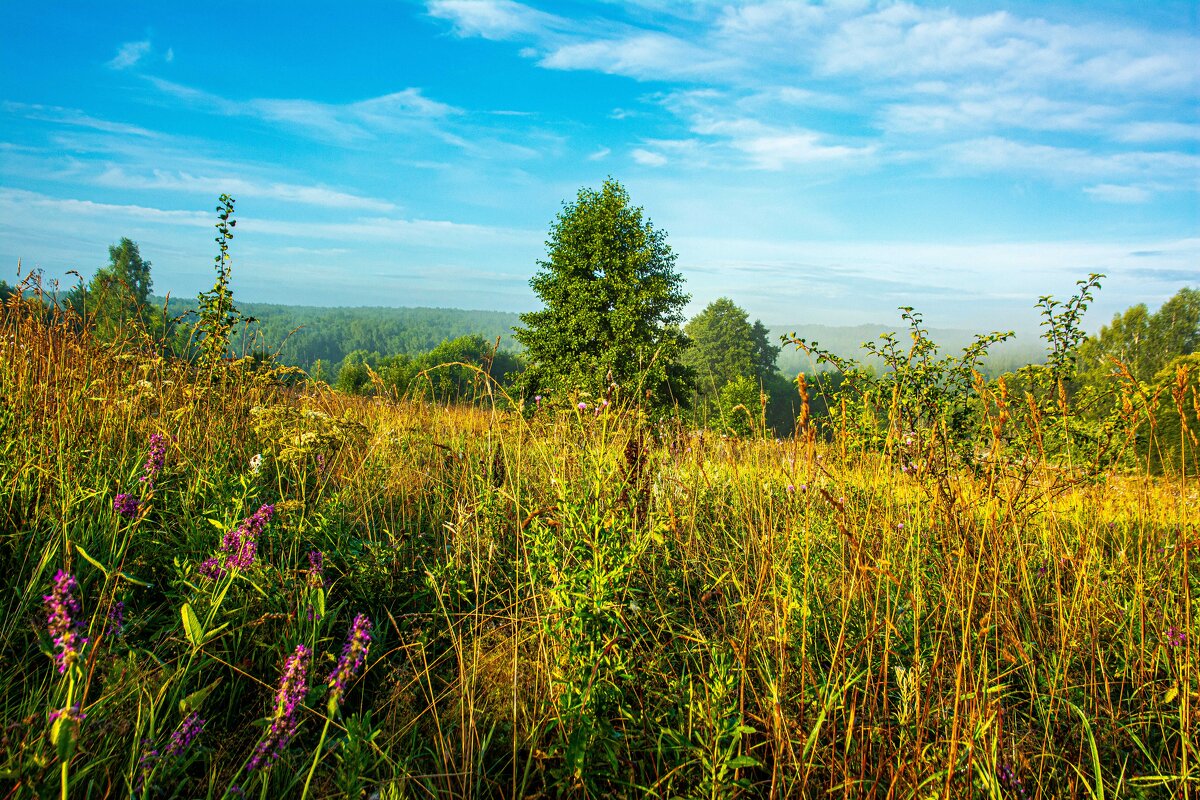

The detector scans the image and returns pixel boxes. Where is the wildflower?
[44,570,86,674]
[786,484,795,494]
[113,492,140,519]
[203,504,276,579]
[48,704,86,726]
[248,644,310,771]
[577,401,587,411]
[249,453,263,475]
[141,433,166,485]
[896,523,905,531]
[163,712,205,758]
[1167,626,1187,647]
[306,550,325,589]
[327,615,372,711]
[198,557,225,580]
[106,601,125,638]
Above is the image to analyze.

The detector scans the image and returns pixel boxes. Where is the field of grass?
[0,293,1196,799]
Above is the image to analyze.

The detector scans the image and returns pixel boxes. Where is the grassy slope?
[0,298,1196,799]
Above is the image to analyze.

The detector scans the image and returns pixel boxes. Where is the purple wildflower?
[134,740,158,793]
[200,504,275,580]
[106,601,125,638]
[44,570,86,674]
[163,712,205,758]
[1167,626,1188,647]
[306,550,325,589]
[141,433,167,486]
[113,492,140,519]
[248,644,310,771]
[577,401,587,411]
[786,484,795,494]
[198,557,225,581]
[48,704,86,726]
[327,615,372,710]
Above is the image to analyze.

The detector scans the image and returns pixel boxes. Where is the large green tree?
[1077,287,1199,386]
[513,178,691,411]
[682,297,796,433]
[70,238,157,342]
[682,298,779,397]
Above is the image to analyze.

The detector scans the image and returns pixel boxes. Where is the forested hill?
[150,296,1045,375]
[153,296,522,368]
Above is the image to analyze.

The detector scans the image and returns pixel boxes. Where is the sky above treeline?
[2,1,1197,333]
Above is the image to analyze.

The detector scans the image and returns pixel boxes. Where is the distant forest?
[152,296,1044,379]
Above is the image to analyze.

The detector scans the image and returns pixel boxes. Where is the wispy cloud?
[92,168,399,212]
[108,40,152,70]
[148,78,460,144]
[3,102,159,138]
[631,148,667,167]
[427,0,565,41]
[1084,184,1152,204]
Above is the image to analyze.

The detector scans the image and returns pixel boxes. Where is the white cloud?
[1084,184,1152,204]
[3,102,159,138]
[946,136,1200,184]
[1115,121,1200,143]
[93,168,399,212]
[0,187,210,226]
[632,148,668,166]
[107,40,152,70]
[817,3,1198,94]
[540,32,734,80]
[880,93,1120,136]
[587,146,611,161]
[427,0,563,41]
[148,78,460,144]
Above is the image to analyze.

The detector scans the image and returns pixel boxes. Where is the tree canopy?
[682,298,779,398]
[71,238,157,342]
[513,178,691,411]
[1076,287,1199,386]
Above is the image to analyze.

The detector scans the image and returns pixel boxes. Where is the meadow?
[0,289,1196,799]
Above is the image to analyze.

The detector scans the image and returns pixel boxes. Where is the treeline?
[152,296,523,371]
[13,184,1197,465]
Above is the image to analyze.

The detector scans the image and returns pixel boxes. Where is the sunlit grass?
[0,289,1195,798]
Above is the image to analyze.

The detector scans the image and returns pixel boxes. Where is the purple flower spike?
[164,712,205,758]
[201,504,276,579]
[306,550,325,589]
[113,492,140,519]
[327,615,372,710]
[248,644,310,771]
[1167,626,1188,647]
[106,601,125,638]
[141,433,167,486]
[44,570,87,674]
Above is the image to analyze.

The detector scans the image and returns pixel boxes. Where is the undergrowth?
[0,283,1196,799]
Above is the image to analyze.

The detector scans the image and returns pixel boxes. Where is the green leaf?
[180,676,224,715]
[74,544,109,579]
[181,603,204,648]
[727,755,760,769]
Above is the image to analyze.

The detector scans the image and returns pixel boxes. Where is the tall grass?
[0,286,1195,799]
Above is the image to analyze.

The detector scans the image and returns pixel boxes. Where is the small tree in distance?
[513,178,692,412]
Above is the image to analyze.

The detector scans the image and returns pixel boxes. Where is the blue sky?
[2,1,1197,333]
